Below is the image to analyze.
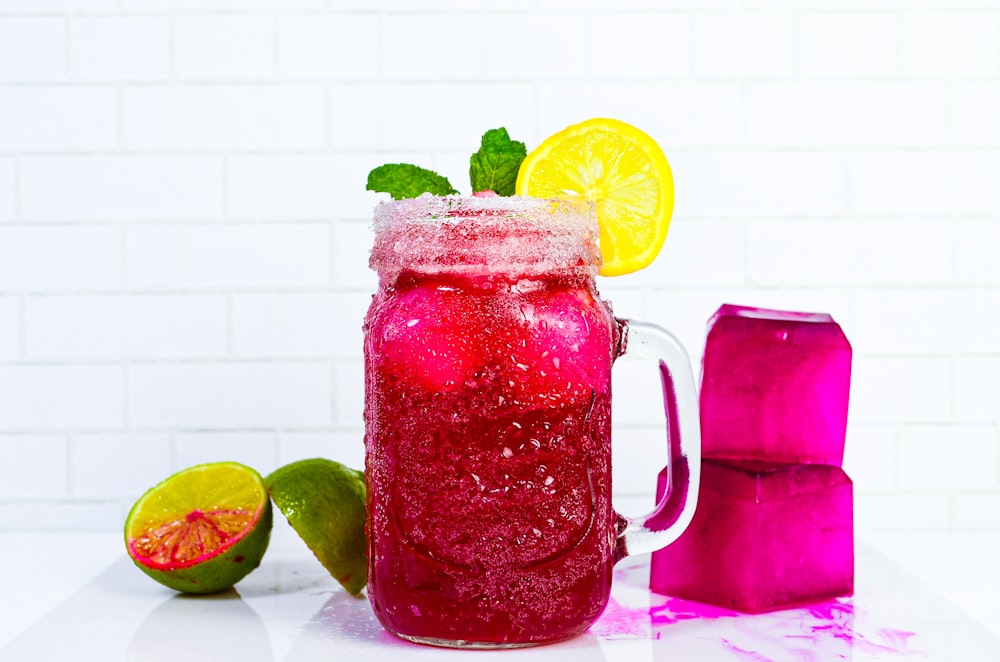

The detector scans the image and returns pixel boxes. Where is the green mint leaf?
[366,163,459,200]
[469,128,527,196]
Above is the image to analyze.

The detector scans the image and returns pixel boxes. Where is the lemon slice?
[515,118,674,276]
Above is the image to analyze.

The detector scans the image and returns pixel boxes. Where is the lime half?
[265,458,367,596]
[125,462,273,594]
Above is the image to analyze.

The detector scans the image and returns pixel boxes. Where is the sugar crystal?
[370,194,601,283]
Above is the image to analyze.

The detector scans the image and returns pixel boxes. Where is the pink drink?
[364,195,701,648]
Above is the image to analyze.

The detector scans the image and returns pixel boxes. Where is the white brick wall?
[0,87,118,151]
[21,155,225,220]
[123,85,328,149]
[694,13,795,77]
[0,0,998,534]
[0,17,65,81]
[126,224,330,288]
[0,298,19,359]
[26,294,228,359]
[278,14,379,79]
[173,15,276,80]
[128,363,332,427]
[69,17,171,81]
[0,158,14,220]
[796,13,897,76]
[0,365,124,429]
[0,226,121,289]
[900,12,1000,76]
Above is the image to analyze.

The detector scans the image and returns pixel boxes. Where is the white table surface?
[2,525,999,661]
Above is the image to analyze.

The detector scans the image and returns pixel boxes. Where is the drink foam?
[370,194,602,282]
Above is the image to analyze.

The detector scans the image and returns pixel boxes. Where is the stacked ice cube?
[650,304,854,613]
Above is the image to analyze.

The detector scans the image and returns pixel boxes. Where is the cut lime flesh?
[125,462,272,594]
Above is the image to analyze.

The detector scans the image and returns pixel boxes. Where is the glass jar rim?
[369,194,602,281]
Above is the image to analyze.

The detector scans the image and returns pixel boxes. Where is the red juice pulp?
[364,196,619,646]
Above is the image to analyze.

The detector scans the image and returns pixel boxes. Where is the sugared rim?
[370,194,602,280]
[373,193,596,225]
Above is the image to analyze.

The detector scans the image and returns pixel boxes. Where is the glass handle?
[613,319,701,560]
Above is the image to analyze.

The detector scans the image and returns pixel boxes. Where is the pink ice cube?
[650,458,854,613]
[507,288,614,405]
[370,284,478,391]
[700,304,852,466]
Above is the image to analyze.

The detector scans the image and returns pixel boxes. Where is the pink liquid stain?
[593,595,925,659]
[721,639,782,662]
[651,598,744,624]
[802,601,922,657]
[592,596,740,639]
[592,596,656,639]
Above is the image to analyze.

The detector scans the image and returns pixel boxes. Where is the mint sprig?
[365,128,527,200]
[366,163,458,200]
[469,128,526,196]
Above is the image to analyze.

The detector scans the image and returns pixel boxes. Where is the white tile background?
[0,0,998,533]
